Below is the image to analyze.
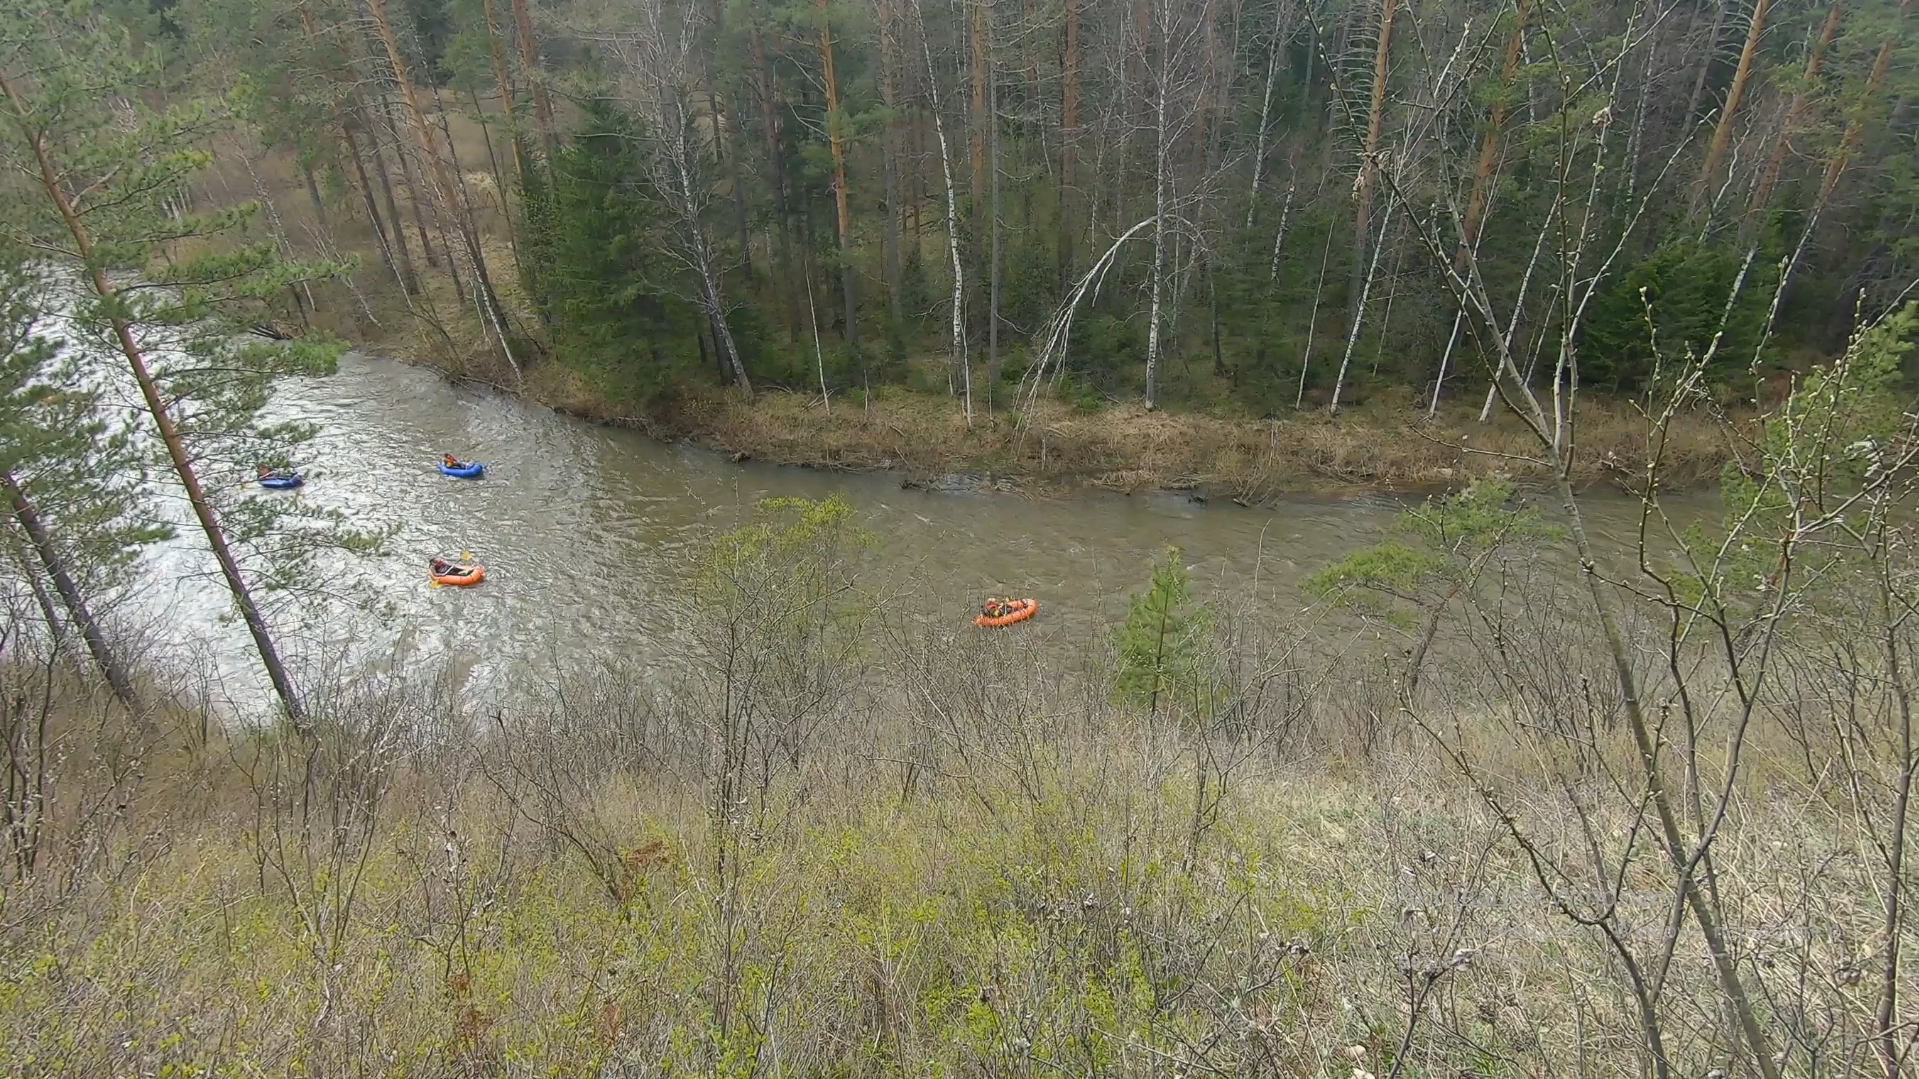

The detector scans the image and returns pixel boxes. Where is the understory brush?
[1,559,1910,1077]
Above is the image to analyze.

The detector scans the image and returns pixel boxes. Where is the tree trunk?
[300,161,329,235]
[1330,201,1395,414]
[1455,0,1526,420]
[1429,308,1463,416]
[0,85,306,725]
[11,527,66,652]
[470,89,513,224]
[1246,0,1290,228]
[1461,0,1527,259]
[913,0,971,424]
[1748,0,1842,219]
[341,118,410,293]
[510,0,557,158]
[705,1,751,282]
[3,473,139,711]
[969,0,988,226]
[1685,0,1734,126]
[818,1,859,353]
[383,95,441,271]
[1347,0,1397,343]
[1297,222,1333,408]
[1692,0,1773,219]
[367,120,422,292]
[478,0,526,183]
[1813,0,1905,214]
[296,6,420,293]
[1143,0,1170,411]
[1267,182,1293,280]
[1783,0,1909,294]
[367,0,519,376]
[753,22,799,339]
[1058,0,1079,288]
[877,0,904,322]
[987,47,1001,414]
[663,91,754,400]
[434,79,520,363]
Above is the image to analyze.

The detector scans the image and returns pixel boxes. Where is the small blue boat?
[438,460,485,479]
[258,471,302,490]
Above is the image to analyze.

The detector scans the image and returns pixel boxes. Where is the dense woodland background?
[111,0,1916,417]
[8,3,1919,1074]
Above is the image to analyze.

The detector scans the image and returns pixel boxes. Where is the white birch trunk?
[1268,184,1294,280]
[1328,200,1395,414]
[672,100,752,399]
[1144,11,1170,411]
[916,0,971,425]
[1246,6,1287,228]
[1297,223,1333,409]
[1430,308,1463,417]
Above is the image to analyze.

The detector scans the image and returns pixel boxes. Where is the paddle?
[428,551,473,589]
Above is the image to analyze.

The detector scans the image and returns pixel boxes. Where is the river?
[121,353,1715,711]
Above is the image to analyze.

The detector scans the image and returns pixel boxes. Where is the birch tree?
[585,0,755,398]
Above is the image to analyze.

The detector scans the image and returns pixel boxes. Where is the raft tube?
[438,460,485,478]
[974,598,1037,628]
[430,563,485,587]
[258,472,302,490]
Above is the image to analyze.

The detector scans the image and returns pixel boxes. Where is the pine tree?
[0,0,385,725]
[1113,546,1209,716]
[0,251,168,708]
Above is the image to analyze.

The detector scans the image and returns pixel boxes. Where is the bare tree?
[584,0,755,399]
[911,0,971,424]
[1142,0,1213,410]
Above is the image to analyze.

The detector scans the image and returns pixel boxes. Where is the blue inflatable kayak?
[258,472,302,490]
[438,460,485,478]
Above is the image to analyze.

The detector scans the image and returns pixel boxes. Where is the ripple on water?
[131,352,1714,712]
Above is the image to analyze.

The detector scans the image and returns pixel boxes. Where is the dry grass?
[640,383,1744,500]
[1,596,1903,1078]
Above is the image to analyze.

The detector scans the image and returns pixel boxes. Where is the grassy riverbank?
[241,116,1744,502]
[387,311,1742,500]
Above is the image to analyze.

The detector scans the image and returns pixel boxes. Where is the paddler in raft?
[442,452,460,469]
[981,597,1016,619]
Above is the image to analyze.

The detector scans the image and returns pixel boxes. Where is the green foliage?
[1067,313,1144,395]
[697,494,870,661]
[1581,241,1780,392]
[1682,303,1918,614]
[0,253,171,589]
[0,0,391,605]
[1307,479,1561,625]
[521,102,704,404]
[1112,546,1210,715]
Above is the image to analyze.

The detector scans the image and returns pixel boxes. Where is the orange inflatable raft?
[430,562,485,587]
[975,598,1037,628]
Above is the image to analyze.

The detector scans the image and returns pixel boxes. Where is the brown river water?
[126,353,1718,712]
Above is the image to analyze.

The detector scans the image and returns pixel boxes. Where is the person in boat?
[443,453,460,468]
[430,556,456,577]
[982,597,1015,619]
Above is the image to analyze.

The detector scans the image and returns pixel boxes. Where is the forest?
[6,0,1919,1075]
[42,0,1917,419]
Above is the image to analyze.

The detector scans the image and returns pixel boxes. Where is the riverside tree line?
[8,4,1919,1074]
[18,0,1908,416]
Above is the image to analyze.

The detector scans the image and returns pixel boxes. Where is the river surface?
[122,354,1716,712]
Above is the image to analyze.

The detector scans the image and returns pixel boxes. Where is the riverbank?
[391,323,1742,502]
